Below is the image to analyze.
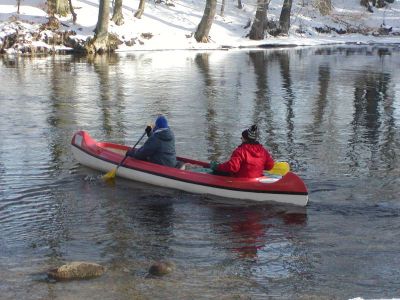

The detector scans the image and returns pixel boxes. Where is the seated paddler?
[127,115,177,168]
[210,125,274,178]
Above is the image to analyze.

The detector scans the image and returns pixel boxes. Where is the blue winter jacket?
[131,128,177,167]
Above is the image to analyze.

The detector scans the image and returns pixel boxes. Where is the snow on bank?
[1,0,400,55]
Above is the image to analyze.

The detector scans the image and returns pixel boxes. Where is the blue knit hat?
[154,115,168,130]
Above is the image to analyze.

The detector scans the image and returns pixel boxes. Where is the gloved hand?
[126,148,136,157]
[209,161,219,171]
[145,125,153,137]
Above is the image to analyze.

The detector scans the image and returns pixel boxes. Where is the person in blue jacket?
[127,115,177,167]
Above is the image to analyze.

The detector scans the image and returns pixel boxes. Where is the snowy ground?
[0,0,400,54]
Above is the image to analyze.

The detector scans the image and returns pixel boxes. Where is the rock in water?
[48,262,105,280]
[148,261,175,276]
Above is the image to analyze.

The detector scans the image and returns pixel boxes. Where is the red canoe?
[71,131,308,206]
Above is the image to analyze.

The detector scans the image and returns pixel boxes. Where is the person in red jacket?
[210,125,274,178]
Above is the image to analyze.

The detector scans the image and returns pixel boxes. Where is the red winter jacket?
[216,143,274,178]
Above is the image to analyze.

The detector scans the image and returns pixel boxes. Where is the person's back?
[223,142,273,178]
[128,115,177,168]
[210,125,274,178]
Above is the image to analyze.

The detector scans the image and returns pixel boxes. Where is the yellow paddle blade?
[266,161,290,176]
[102,168,117,181]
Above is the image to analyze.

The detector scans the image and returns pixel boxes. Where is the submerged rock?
[148,261,175,276]
[47,261,105,281]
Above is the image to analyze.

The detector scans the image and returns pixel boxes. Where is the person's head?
[241,125,258,143]
[154,115,169,130]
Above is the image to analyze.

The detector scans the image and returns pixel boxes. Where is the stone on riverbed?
[148,261,175,276]
[47,261,105,281]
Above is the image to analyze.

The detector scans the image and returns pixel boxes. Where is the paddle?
[102,131,147,181]
[265,161,290,176]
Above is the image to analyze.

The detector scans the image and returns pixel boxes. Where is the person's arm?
[216,148,243,174]
[263,149,274,171]
[133,136,158,160]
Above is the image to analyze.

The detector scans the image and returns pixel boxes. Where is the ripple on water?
[0,186,54,235]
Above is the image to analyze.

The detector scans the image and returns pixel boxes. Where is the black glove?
[145,125,153,137]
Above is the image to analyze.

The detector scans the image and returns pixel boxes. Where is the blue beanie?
[154,115,168,130]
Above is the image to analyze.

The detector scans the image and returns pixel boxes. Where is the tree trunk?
[58,0,70,16]
[237,0,243,9]
[375,0,385,8]
[134,0,145,19]
[47,0,70,16]
[111,0,124,25]
[279,0,292,34]
[315,0,331,15]
[360,0,374,12]
[249,0,269,40]
[195,0,217,43]
[89,0,110,54]
[47,0,56,16]
[68,0,77,24]
[220,0,225,17]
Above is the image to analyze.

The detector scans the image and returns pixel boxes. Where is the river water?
[1,46,400,299]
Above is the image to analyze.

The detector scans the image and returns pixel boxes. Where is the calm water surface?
[1,46,400,299]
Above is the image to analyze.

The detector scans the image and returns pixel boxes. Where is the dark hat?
[154,115,168,130]
[242,125,258,141]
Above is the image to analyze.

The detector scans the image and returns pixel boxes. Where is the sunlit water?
[1,46,400,299]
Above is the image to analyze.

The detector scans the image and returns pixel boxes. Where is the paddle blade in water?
[267,161,290,176]
[102,168,117,180]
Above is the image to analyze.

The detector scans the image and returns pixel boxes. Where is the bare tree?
[279,0,292,34]
[88,0,110,53]
[47,0,70,16]
[220,0,225,17]
[315,0,332,15]
[376,0,386,7]
[111,0,124,25]
[360,0,374,12]
[249,0,270,40]
[68,0,77,24]
[134,0,145,18]
[195,0,217,43]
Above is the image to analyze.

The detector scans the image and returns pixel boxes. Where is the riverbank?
[1,0,400,55]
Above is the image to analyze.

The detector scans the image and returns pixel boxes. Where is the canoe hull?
[71,131,309,206]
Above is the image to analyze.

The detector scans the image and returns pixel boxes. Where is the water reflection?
[47,57,79,173]
[210,203,308,285]
[229,210,268,259]
[195,53,222,160]
[276,51,296,164]
[133,196,175,260]
[249,51,276,153]
[348,69,395,173]
[91,55,128,140]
